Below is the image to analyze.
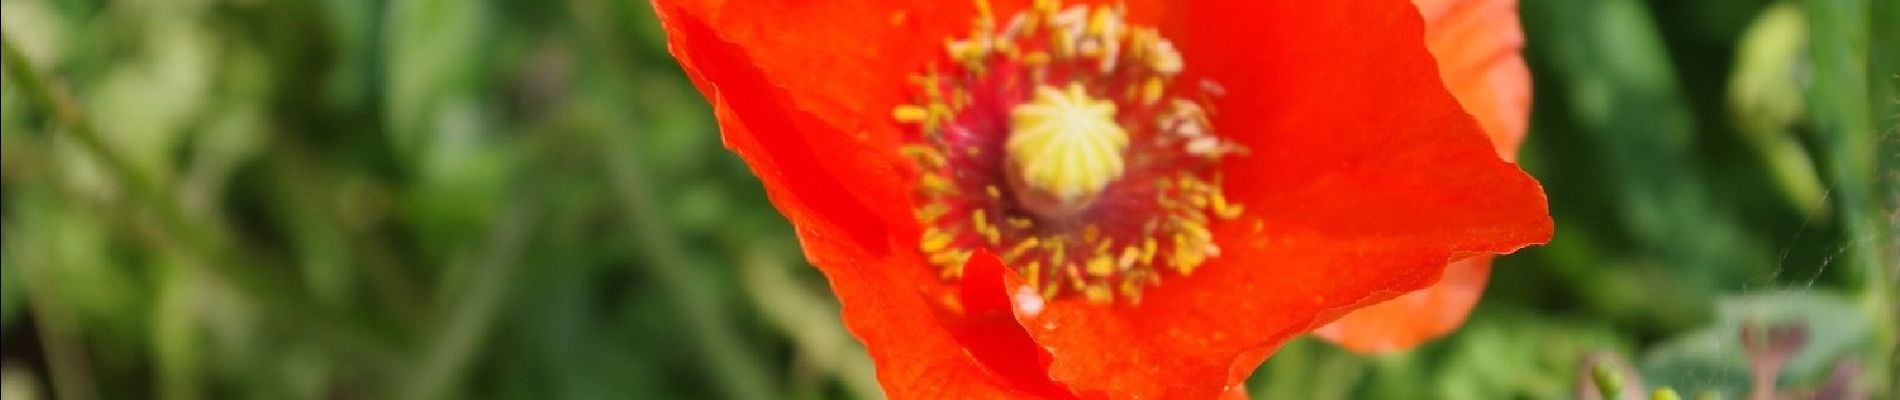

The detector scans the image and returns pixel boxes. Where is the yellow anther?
[941,263,964,279]
[895,105,930,124]
[1140,77,1166,107]
[1082,284,1112,303]
[1049,26,1076,57]
[972,209,1002,244]
[1118,246,1141,268]
[1007,83,1129,204]
[1171,233,1207,274]
[915,70,944,98]
[914,203,950,221]
[921,228,958,253]
[973,0,994,28]
[929,103,956,120]
[1086,6,1113,38]
[1047,240,1066,267]
[1005,237,1041,261]
[1212,191,1244,219]
[1086,255,1115,277]
[946,39,980,63]
[1118,279,1142,300]
[1185,223,1213,242]
[902,146,947,170]
[919,174,955,194]
[1025,261,1044,288]
[1033,0,1060,19]
[1127,28,1156,60]
[1024,51,1052,67]
[931,249,973,269]
[1141,237,1158,264]
[1148,39,1183,76]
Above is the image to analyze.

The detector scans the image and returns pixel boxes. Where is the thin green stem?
[2,224,99,400]
[400,186,544,400]
[1,39,165,213]
[594,124,779,400]
[555,1,783,396]
[738,244,881,399]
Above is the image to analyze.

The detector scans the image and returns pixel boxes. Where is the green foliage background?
[0,0,1892,398]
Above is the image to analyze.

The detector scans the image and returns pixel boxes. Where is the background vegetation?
[0,0,1893,398]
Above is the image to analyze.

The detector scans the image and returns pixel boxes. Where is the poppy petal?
[1412,0,1532,160]
[1316,0,1531,353]
[1312,256,1494,353]
[1009,0,1552,398]
[654,0,981,247]
[655,2,1050,397]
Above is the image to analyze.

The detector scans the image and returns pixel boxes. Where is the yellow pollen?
[1083,285,1111,302]
[1086,255,1115,277]
[1140,77,1165,106]
[1007,83,1129,204]
[921,228,957,253]
[1025,261,1044,288]
[1005,238,1042,261]
[1118,246,1141,268]
[919,174,955,195]
[901,146,947,169]
[893,104,930,123]
[914,203,949,221]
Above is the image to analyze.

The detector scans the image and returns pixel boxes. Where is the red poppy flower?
[1314,0,1534,354]
[652,0,1551,398]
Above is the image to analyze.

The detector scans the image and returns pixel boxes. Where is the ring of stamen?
[897,0,1246,304]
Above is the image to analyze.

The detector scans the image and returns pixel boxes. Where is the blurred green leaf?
[1803,0,1896,395]
[1639,291,1875,398]
[1257,308,1632,400]
[385,0,493,161]
[1728,3,1826,214]
[1523,0,1772,304]
[152,264,205,400]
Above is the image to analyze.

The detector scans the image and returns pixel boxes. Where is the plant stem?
[738,243,882,399]
[596,125,779,400]
[400,186,544,400]
[2,224,99,400]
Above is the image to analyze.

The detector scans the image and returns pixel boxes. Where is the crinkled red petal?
[1414,0,1532,160]
[1316,0,1533,354]
[654,1,1049,397]
[1009,0,1552,398]
[1314,256,1494,353]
